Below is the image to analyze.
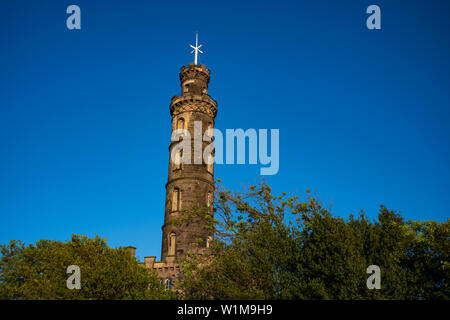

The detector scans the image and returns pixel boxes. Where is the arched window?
[206,236,213,248]
[168,233,176,256]
[207,191,212,208]
[207,153,214,174]
[206,122,213,139]
[164,278,172,290]
[177,118,185,130]
[172,188,180,211]
[174,149,183,170]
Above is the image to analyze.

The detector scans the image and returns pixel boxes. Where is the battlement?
[141,256,181,290]
[144,257,180,271]
[180,63,210,84]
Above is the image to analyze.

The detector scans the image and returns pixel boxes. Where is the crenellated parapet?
[180,63,210,84]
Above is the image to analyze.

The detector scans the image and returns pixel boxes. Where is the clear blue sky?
[1,0,449,260]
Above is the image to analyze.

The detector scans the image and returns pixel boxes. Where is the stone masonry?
[128,63,217,289]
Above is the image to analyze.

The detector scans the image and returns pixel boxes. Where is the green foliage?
[0,235,176,300]
[1,181,448,300]
[179,181,449,300]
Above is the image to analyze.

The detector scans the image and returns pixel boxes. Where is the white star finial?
[189,32,203,65]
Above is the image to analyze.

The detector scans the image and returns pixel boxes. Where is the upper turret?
[179,63,210,96]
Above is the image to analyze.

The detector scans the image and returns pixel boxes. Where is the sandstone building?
[127,62,217,289]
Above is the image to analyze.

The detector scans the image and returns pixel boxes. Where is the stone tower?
[160,63,217,264]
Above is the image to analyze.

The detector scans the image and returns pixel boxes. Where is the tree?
[0,235,175,300]
[1,182,447,300]
[179,180,449,300]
